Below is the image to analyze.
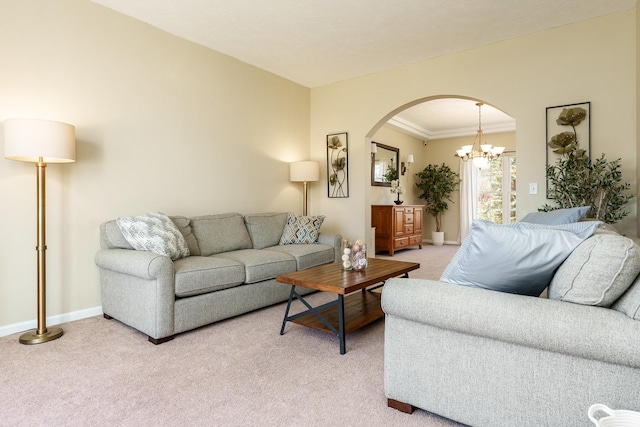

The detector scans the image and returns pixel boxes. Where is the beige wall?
[311,10,637,247]
[0,2,637,334]
[0,0,310,332]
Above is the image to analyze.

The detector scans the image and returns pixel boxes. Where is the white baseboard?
[423,239,460,245]
[0,306,103,338]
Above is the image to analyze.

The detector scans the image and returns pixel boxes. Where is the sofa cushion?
[264,243,335,270]
[520,206,590,225]
[213,249,296,284]
[549,234,640,306]
[170,216,201,256]
[612,275,640,320]
[173,256,245,297]
[440,220,600,296]
[279,213,325,244]
[244,212,288,249]
[190,213,253,256]
[116,212,190,260]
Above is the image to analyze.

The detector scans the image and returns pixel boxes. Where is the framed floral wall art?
[545,101,590,198]
[327,132,349,198]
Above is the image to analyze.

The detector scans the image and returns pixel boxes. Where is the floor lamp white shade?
[290,161,319,216]
[4,118,76,345]
[5,118,76,163]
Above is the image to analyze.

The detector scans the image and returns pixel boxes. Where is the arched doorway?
[367,96,516,247]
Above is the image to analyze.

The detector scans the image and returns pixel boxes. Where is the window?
[476,155,516,224]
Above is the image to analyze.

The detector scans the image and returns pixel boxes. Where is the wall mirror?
[371,142,399,187]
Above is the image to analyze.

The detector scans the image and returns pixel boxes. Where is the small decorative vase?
[351,240,367,271]
[394,193,403,205]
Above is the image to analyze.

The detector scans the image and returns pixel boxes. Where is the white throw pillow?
[117,212,190,260]
[440,220,600,296]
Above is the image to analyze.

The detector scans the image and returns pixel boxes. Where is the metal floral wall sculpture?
[545,102,590,197]
[327,132,349,198]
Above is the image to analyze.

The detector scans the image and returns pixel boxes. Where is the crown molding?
[386,115,516,140]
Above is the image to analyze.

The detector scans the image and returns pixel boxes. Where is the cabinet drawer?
[404,208,414,214]
[393,237,409,249]
[409,235,422,245]
[404,224,414,234]
[404,214,414,224]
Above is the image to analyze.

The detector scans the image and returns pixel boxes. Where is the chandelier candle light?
[456,102,505,169]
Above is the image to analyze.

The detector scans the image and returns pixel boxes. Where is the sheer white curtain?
[458,159,477,243]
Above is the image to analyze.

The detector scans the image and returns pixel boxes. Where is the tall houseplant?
[415,163,461,245]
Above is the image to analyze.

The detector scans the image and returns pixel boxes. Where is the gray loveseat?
[96,212,341,344]
[382,228,640,426]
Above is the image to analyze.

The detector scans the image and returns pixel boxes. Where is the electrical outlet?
[529,183,538,195]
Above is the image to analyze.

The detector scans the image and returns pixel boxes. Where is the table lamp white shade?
[290,160,319,182]
[4,118,76,163]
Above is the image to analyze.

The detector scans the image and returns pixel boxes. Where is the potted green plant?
[415,163,461,245]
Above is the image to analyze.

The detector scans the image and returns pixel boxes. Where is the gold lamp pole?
[289,161,320,216]
[4,118,76,345]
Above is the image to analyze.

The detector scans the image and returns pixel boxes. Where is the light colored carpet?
[0,245,464,427]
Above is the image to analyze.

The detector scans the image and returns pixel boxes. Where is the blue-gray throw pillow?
[440,220,601,296]
[520,206,590,225]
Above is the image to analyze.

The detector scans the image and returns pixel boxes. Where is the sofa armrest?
[317,232,342,262]
[382,278,640,368]
[95,248,176,340]
[95,248,173,280]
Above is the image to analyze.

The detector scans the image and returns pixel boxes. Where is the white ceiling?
[89,0,635,136]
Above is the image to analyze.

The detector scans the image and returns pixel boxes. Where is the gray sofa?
[96,212,341,344]
[382,229,640,426]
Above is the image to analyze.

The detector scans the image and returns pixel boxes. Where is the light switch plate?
[529,183,538,195]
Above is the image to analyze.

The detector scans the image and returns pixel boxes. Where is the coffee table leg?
[338,294,345,355]
[280,286,296,335]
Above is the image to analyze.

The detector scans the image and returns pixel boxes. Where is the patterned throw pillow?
[116,212,190,260]
[279,213,325,244]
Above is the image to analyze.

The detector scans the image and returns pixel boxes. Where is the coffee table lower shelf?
[280,288,384,355]
[290,290,383,334]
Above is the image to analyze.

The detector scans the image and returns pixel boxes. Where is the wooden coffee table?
[277,258,420,354]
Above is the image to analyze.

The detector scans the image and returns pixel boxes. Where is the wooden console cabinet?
[371,205,423,256]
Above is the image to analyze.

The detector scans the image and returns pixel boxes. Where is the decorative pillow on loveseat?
[116,212,190,260]
[279,213,325,244]
[612,275,640,320]
[548,233,640,306]
[520,206,590,225]
[440,220,600,296]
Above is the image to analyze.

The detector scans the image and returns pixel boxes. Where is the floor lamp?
[4,118,76,345]
[290,161,319,216]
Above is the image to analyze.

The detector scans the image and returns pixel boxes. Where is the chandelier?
[456,102,505,168]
